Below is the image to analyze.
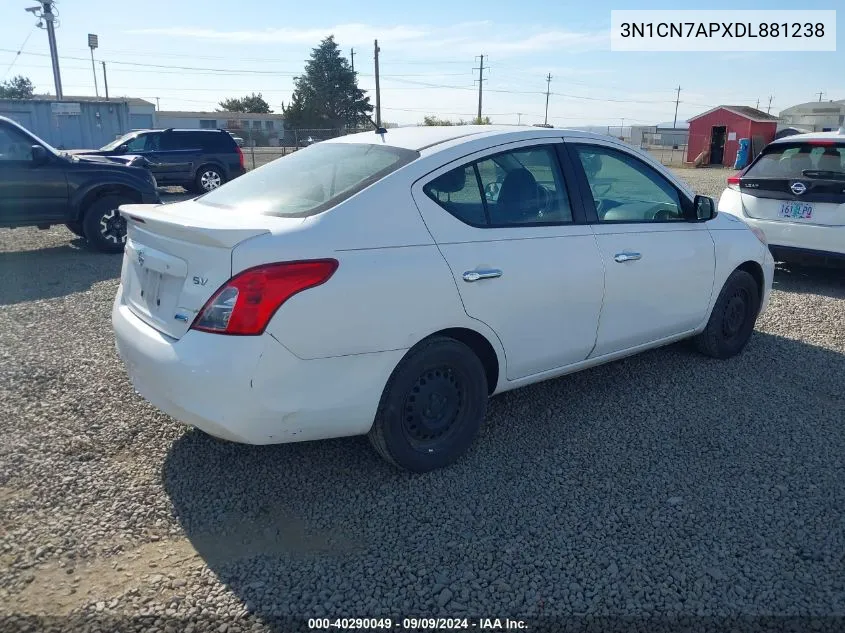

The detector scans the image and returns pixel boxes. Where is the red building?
[686,106,779,166]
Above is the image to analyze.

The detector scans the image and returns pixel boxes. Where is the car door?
[412,139,605,381]
[154,131,200,184]
[0,121,68,225]
[565,139,715,358]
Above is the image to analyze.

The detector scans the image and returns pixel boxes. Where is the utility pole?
[101,61,109,99]
[517,113,522,125]
[544,73,552,126]
[350,48,354,72]
[672,85,681,128]
[155,97,160,110]
[767,96,773,114]
[756,98,760,109]
[474,55,486,122]
[26,1,63,99]
[373,39,381,128]
[817,91,824,102]
[621,118,625,139]
[87,34,99,97]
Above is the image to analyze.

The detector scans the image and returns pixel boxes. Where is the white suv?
[718,126,845,264]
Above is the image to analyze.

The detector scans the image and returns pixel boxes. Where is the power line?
[3,26,36,79]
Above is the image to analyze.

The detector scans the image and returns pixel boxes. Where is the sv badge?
[192,276,208,286]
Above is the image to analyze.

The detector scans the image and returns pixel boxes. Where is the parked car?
[718,127,845,265]
[227,133,246,148]
[0,115,160,253]
[70,128,246,193]
[112,126,774,472]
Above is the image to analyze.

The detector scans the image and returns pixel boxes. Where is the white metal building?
[778,100,845,132]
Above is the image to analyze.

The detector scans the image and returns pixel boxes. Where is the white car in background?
[112,126,774,472]
[718,127,845,264]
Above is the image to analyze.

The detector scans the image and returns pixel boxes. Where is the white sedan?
[718,128,845,264]
[112,126,774,472]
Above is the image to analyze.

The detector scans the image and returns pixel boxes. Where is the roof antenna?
[364,114,386,135]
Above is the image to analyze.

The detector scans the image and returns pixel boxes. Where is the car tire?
[368,336,488,472]
[194,166,225,193]
[694,270,760,359]
[82,195,133,254]
[65,221,84,237]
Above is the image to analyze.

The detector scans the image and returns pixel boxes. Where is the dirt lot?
[1,168,843,633]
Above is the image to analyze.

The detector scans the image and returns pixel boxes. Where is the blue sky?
[1,0,841,127]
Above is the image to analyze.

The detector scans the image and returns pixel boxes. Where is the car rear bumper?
[719,189,844,257]
[112,287,404,445]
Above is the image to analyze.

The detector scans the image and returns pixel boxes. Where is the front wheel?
[694,270,760,359]
[368,337,488,472]
[82,195,133,253]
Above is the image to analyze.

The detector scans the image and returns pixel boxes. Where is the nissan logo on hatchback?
[790,182,807,195]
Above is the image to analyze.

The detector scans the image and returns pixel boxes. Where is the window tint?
[124,134,150,152]
[575,145,684,222]
[198,142,418,218]
[745,142,845,179]
[476,147,572,224]
[424,145,573,227]
[0,124,34,162]
[423,165,487,225]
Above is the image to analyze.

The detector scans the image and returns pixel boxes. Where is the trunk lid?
[118,200,298,339]
[739,139,845,226]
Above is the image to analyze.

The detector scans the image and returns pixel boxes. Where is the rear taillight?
[236,145,245,170]
[727,165,750,191]
[191,260,338,335]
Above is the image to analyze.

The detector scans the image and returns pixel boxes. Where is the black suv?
[72,128,246,193]
[0,115,160,253]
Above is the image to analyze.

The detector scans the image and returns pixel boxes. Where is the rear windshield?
[198,142,419,217]
[745,142,845,180]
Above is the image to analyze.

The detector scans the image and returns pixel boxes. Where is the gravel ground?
[1,168,843,633]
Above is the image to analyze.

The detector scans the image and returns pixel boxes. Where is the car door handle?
[462,269,503,282]
[614,252,642,263]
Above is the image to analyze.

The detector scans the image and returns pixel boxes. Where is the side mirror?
[31,145,49,166]
[692,194,716,221]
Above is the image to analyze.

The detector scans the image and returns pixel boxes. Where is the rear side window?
[423,145,573,227]
[746,142,845,179]
[198,142,419,217]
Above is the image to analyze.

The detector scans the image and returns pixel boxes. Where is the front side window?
[199,142,419,218]
[575,145,684,222]
[0,124,35,162]
[424,145,573,227]
[124,134,152,152]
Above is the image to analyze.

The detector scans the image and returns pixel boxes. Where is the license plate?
[140,268,163,309]
[779,201,813,219]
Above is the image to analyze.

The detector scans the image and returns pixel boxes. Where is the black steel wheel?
[695,269,760,359]
[369,336,488,472]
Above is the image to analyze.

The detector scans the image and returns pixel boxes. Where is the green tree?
[217,92,272,113]
[0,75,35,99]
[283,36,372,128]
[423,115,491,126]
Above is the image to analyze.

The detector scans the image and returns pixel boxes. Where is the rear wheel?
[194,166,225,193]
[82,195,133,253]
[694,270,760,359]
[368,337,488,472]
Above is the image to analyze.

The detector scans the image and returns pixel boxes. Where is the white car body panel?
[112,126,774,446]
[717,128,845,257]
